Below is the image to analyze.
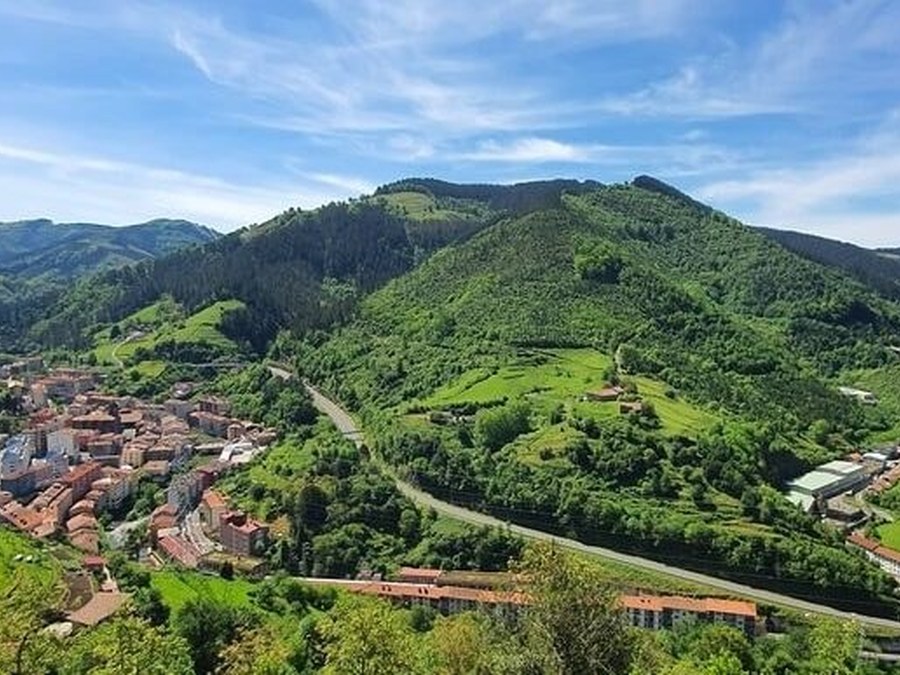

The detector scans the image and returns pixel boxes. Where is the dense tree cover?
[220,423,523,578]
[285,181,900,605]
[758,226,900,301]
[306,184,900,437]
[0,220,217,351]
[216,364,318,432]
[375,177,604,214]
[377,415,896,608]
[3,533,896,674]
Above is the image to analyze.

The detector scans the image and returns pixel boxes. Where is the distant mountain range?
[755,227,900,300]
[0,218,219,280]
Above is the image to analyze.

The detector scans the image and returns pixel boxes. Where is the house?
[67,592,129,627]
[219,511,269,557]
[396,567,443,585]
[157,534,201,568]
[838,387,877,405]
[188,411,232,438]
[848,532,900,579]
[619,401,644,415]
[197,396,232,416]
[149,503,179,542]
[621,595,757,637]
[164,399,195,420]
[60,462,103,502]
[200,489,228,531]
[586,386,624,402]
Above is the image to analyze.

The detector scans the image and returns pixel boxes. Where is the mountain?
[757,226,900,300]
[28,179,602,351]
[0,218,219,351]
[312,180,899,430]
[17,175,900,611]
[0,218,219,280]
[298,178,900,610]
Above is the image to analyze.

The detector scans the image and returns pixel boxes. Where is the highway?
[297,378,900,631]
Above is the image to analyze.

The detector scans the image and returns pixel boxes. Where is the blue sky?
[0,0,897,246]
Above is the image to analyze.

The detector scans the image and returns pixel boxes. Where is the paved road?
[300,380,900,631]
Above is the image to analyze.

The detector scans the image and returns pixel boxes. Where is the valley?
[4,176,900,672]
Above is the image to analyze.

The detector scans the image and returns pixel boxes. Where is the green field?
[421,348,719,437]
[150,569,258,614]
[0,527,63,590]
[94,299,244,368]
[373,191,481,222]
[876,521,900,551]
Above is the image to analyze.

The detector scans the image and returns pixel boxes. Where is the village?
[2,359,899,639]
[0,360,277,623]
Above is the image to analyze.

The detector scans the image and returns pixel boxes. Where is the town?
[0,361,274,576]
[1,358,898,644]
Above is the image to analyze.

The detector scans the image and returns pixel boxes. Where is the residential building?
[198,396,231,416]
[848,532,900,579]
[621,595,757,637]
[199,489,228,531]
[60,462,103,502]
[219,511,268,557]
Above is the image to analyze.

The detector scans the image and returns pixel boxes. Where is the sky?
[0,0,898,246]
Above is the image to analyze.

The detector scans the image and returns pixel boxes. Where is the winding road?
[295,376,900,631]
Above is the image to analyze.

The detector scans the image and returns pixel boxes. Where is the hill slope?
[28,180,602,352]
[301,179,900,611]
[0,218,219,279]
[757,226,900,300]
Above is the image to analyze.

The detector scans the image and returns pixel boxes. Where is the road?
[298,380,900,631]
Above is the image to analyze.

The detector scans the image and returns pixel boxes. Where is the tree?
[514,542,635,674]
[0,570,66,675]
[215,626,297,675]
[474,402,531,452]
[175,598,259,674]
[64,615,194,675]
[320,596,424,675]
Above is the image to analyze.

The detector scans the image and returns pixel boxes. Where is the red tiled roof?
[620,595,756,618]
[67,592,128,626]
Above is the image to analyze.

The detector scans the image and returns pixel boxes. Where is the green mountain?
[15,175,900,612]
[0,218,219,279]
[28,180,602,352]
[757,226,900,300]
[297,178,900,611]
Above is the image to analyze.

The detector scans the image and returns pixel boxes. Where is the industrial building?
[786,460,869,512]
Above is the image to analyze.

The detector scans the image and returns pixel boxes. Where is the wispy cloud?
[597,0,900,119]
[696,111,900,246]
[0,141,346,229]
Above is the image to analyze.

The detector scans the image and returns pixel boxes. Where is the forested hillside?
[0,218,218,278]
[758,226,900,300]
[298,179,900,612]
[0,219,218,351]
[26,180,601,353]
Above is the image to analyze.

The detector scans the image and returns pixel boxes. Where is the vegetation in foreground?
[2,536,892,674]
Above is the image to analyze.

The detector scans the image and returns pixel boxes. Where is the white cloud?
[597,0,900,119]
[0,141,348,230]
[461,138,592,162]
[696,113,900,246]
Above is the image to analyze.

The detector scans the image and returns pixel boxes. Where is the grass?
[93,299,244,369]
[150,569,259,614]
[421,348,719,437]
[0,527,63,590]
[876,521,900,551]
[373,191,478,222]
